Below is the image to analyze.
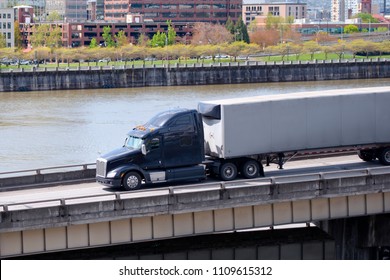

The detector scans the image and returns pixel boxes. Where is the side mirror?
[141,144,147,155]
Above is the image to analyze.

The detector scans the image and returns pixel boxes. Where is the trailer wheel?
[123,172,142,191]
[379,148,390,166]
[219,162,237,181]
[241,160,260,179]
[358,150,375,162]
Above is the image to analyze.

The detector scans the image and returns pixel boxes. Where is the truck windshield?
[124,136,143,150]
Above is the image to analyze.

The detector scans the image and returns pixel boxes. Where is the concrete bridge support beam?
[320,214,390,259]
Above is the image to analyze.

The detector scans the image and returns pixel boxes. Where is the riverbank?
[0,59,389,92]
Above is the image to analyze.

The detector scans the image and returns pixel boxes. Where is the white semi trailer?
[199,86,390,179]
[97,86,390,190]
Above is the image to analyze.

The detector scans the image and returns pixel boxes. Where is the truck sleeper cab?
[96,109,206,190]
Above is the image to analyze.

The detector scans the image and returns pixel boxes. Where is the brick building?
[105,0,243,23]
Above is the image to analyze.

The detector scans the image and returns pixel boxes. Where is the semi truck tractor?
[96,86,390,190]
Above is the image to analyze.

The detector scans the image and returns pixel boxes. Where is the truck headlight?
[106,170,118,178]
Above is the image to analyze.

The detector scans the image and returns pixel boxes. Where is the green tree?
[166,20,176,45]
[354,13,379,23]
[225,17,235,34]
[102,26,115,47]
[288,43,304,60]
[332,40,348,59]
[115,30,128,47]
[271,43,294,60]
[226,41,247,61]
[149,22,176,47]
[303,41,321,60]
[0,33,7,48]
[247,19,259,33]
[321,45,333,60]
[234,16,250,43]
[30,25,49,47]
[150,31,167,47]
[46,26,62,48]
[137,33,149,46]
[376,27,388,32]
[349,39,378,58]
[266,14,283,30]
[241,43,261,59]
[344,24,359,34]
[14,21,22,49]
[378,41,390,57]
[47,11,62,22]
[89,38,99,48]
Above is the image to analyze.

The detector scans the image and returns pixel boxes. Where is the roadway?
[0,154,383,207]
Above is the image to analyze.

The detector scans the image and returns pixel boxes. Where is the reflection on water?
[0,79,389,172]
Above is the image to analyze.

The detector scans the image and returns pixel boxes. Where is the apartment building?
[242,1,307,25]
[0,7,14,47]
[46,0,88,21]
[104,0,128,21]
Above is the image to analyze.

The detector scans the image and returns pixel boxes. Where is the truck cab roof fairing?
[128,108,192,138]
[146,108,190,127]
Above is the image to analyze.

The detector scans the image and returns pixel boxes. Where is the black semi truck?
[96,87,390,190]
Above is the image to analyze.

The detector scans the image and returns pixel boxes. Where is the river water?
[1,78,389,172]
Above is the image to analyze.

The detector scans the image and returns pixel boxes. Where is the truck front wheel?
[241,160,260,179]
[123,172,142,191]
[219,162,237,181]
[379,148,390,166]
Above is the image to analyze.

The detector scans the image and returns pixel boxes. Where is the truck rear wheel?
[379,148,390,165]
[219,162,237,181]
[123,172,142,190]
[241,160,260,179]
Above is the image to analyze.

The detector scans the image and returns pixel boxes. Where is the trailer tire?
[123,172,142,191]
[241,160,260,179]
[358,150,375,162]
[379,148,390,166]
[219,162,237,181]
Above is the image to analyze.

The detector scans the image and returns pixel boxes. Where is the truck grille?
[96,158,107,177]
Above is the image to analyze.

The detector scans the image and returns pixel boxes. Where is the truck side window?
[146,137,160,151]
[169,115,194,132]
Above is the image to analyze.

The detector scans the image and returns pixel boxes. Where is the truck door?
[163,113,201,168]
[141,136,163,170]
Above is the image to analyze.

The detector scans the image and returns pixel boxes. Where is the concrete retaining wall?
[0,60,389,92]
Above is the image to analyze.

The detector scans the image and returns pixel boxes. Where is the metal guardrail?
[1,165,390,213]
[0,58,388,73]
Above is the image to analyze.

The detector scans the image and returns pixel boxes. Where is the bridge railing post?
[365,168,373,186]
[318,173,325,196]
[168,187,177,205]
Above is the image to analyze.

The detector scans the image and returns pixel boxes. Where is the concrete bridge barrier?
[0,164,96,191]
